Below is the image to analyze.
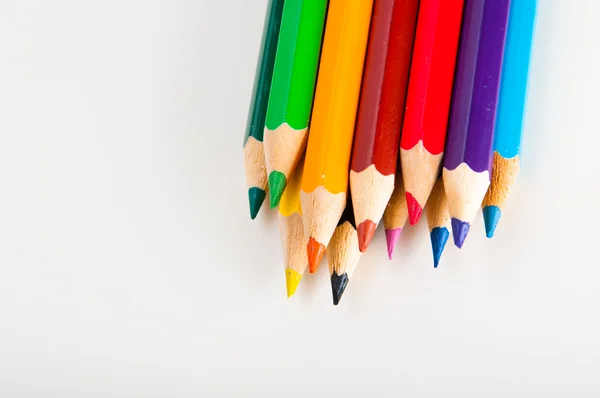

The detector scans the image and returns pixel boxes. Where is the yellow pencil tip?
[285,268,302,298]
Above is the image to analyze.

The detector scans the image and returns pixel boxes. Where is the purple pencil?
[443,0,511,248]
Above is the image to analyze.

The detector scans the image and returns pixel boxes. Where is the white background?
[0,0,599,396]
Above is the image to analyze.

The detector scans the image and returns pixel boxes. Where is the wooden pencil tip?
[331,273,349,305]
[451,218,470,248]
[385,228,402,260]
[307,237,326,274]
[406,191,423,226]
[268,171,287,208]
[482,205,501,238]
[285,268,302,298]
[357,220,377,252]
[430,227,450,268]
[248,187,266,219]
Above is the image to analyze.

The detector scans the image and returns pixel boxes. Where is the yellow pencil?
[300,0,374,273]
[278,155,307,298]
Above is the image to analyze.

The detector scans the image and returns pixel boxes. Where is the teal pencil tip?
[248,187,266,219]
[268,171,287,208]
[482,205,502,238]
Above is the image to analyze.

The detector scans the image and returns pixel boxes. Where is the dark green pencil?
[243,0,285,219]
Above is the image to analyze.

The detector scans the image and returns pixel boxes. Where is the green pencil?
[243,0,285,219]
[264,0,328,208]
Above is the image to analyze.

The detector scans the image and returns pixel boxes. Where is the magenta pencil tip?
[385,228,402,259]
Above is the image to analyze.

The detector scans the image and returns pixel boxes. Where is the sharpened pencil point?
[451,218,470,248]
[331,273,349,305]
[357,220,376,252]
[430,227,450,268]
[482,205,501,238]
[285,268,302,298]
[384,228,402,259]
[307,237,326,273]
[268,171,287,208]
[406,192,423,225]
[248,187,266,219]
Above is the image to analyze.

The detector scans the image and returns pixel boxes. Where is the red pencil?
[349,0,419,253]
[400,0,464,225]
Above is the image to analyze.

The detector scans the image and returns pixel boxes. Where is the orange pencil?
[301,0,374,273]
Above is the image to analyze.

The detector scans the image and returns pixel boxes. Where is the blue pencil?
[426,177,451,268]
[482,0,538,238]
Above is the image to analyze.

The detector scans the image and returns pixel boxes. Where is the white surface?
[0,0,599,396]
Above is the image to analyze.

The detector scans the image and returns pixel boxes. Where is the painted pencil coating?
[482,0,537,238]
[301,0,374,272]
[443,0,510,247]
[492,0,537,159]
[349,0,419,252]
[351,0,419,175]
[265,0,328,131]
[244,0,285,146]
[301,0,373,195]
[400,0,464,155]
[264,0,329,207]
[444,0,510,173]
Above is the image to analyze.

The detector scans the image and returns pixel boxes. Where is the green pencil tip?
[248,187,266,219]
[268,171,287,208]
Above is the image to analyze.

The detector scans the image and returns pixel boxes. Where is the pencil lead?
[285,268,302,298]
[307,237,326,273]
[331,273,349,305]
[248,187,266,219]
[357,220,376,252]
[482,205,501,239]
[430,227,450,268]
[406,192,423,225]
[451,218,470,248]
[268,171,287,208]
[384,228,402,260]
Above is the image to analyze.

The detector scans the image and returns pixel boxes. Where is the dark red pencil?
[349,0,419,252]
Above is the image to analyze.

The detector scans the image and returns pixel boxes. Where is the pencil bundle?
[242,0,538,303]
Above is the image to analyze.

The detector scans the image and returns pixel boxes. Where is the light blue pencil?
[482,0,538,238]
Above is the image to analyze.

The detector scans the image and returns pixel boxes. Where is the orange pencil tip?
[307,237,326,274]
[357,220,376,252]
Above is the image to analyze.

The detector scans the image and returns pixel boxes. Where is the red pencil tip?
[406,192,423,226]
[357,220,376,252]
[307,237,326,274]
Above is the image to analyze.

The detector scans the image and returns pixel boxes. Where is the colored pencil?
[425,177,451,268]
[350,0,419,253]
[382,168,409,259]
[264,0,329,208]
[443,0,510,248]
[301,0,374,273]
[482,0,537,238]
[243,0,285,219]
[327,197,362,305]
[278,155,307,298]
[400,0,465,226]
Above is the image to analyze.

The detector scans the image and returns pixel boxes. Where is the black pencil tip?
[331,273,349,305]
